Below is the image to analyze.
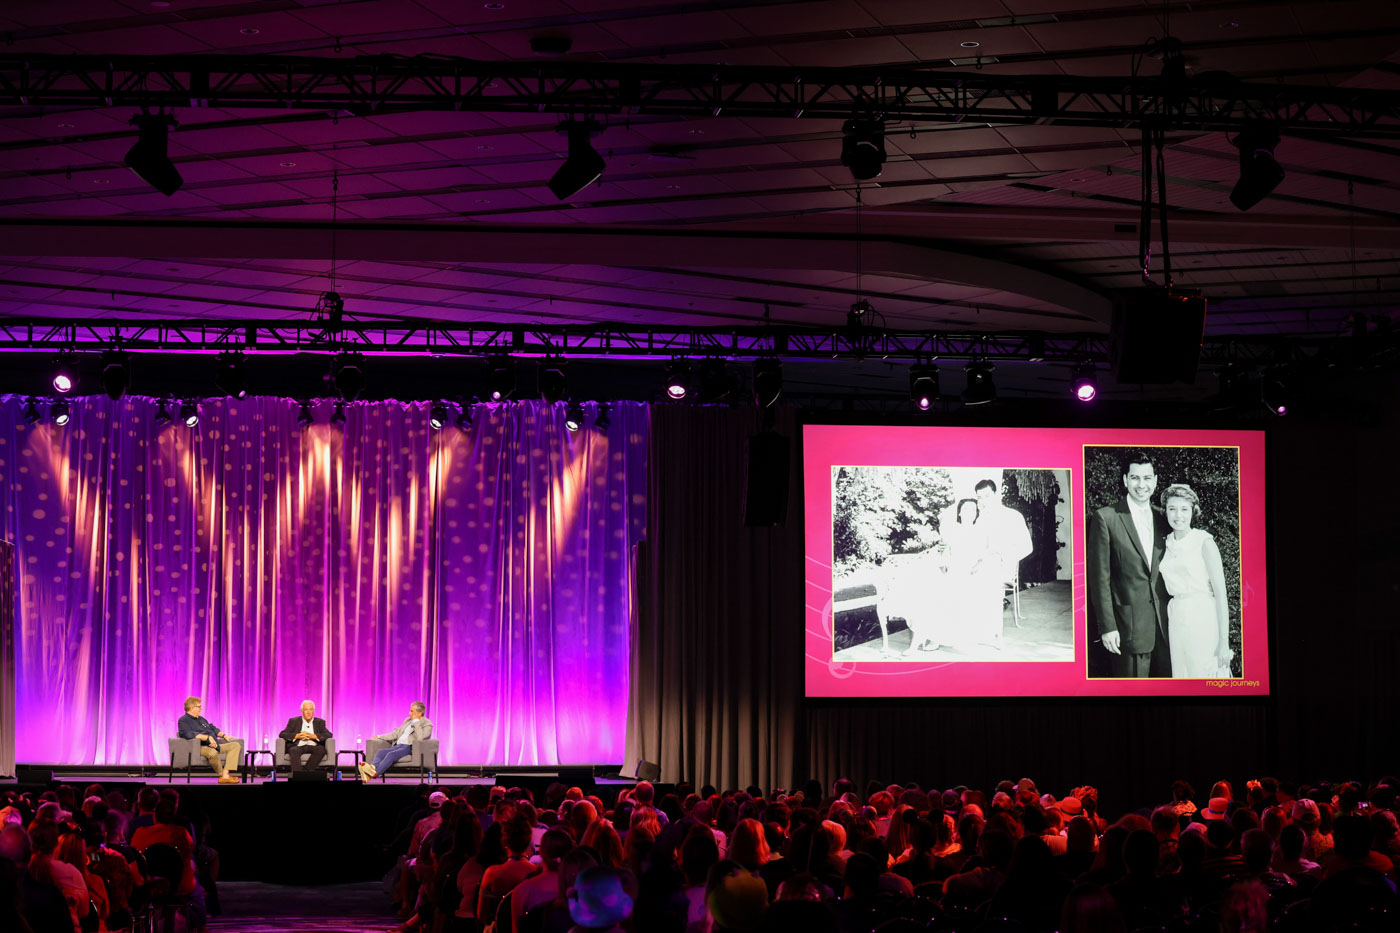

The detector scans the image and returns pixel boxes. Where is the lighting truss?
[0,54,1397,137]
[0,318,1346,366]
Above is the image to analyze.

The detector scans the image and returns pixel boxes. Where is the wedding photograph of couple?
[1085,445,1244,680]
[829,466,1074,663]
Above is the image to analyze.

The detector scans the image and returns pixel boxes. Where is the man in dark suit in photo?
[1088,450,1172,677]
[279,700,332,772]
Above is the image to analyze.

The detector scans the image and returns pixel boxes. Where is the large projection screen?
[804,426,1268,698]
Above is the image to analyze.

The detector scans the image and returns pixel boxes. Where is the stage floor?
[211,882,396,932]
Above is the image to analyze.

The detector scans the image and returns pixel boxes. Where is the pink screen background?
[804,425,1269,698]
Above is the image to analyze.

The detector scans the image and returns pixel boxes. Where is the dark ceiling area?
[0,0,1397,411]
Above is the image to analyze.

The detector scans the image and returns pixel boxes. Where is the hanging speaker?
[1110,287,1207,385]
[744,431,790,527]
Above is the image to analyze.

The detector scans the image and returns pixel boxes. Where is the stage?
[5,768,651,883]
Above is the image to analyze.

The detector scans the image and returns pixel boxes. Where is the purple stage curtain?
[0,396,646,766]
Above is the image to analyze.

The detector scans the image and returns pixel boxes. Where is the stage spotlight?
[429,401,449,430]
[51,399,70,426]
[51,355,75,394]
[697,358,734,403]
[909,365,939,411]
[1072,363,1099,402]
[548,119,606,201]
[214,352,248,399]
[753,358,783,408]
[841,118,886,181]
[331,400,346,425]
[538,358,568,405]
[1229,126,1284,212]
[962,360,997,406]
[125,113,183,196]
[22,398,40,424]
[154,399,173,426]
[564,401,585,433]
[1261,377,1288,416]
[332,352,365,402]
[456,403,473,430]
[663,359,692,401]
[487,357,517,402]
[297,399,314,426]
[100,350,129,400]
[179,400,199,427]
[595,404,611,435]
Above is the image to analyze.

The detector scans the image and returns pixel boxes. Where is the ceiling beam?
[1,54,1397,136]
[0,218,1114,328]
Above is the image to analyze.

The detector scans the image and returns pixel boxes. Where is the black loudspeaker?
[744,432,790,527]
[1111,288,1206,384]
[558,767,595,789]
[636,760,660,782]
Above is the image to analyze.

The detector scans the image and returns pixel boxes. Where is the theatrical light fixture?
[297,399,314,426]
[23,398,40,424]
[456,403,473,430]
[124,112,183,196]
[332,352,365,402]
[331,400,347,425]
[564,401,585,433]
[841,118,886,181]
[909,365,939,411]
[429,401,449,430]
[962,360,997,406]
[154,399,173,426]
[487,357,517,402]
[538,358,568,405]
[214,352,248,399]
[1229,126,1284,212]
[697,358,733,404]
[1261,377,1288,416]
[179,400,199,427]
[663,359,692,400]
[51,355,75,394]
[100,350,129,401]
[753,358,783,408]
[1072,363,1099,402]
[548,119,605,201]
[51,399,71,426]
[595,404,611,435]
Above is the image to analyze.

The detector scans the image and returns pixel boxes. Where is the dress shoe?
[217,774,240,785]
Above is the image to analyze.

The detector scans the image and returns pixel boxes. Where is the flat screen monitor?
[803,425,1268,697]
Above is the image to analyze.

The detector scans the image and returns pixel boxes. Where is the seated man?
[359,701,432,782]
[278,700,332,773]
[176,696,241,784]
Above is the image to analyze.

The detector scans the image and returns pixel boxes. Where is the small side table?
[335,748,365,782]
[244,749,277,783]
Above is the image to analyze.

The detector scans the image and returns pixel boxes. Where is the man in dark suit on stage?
[1088,450,1172,677]
[279,700,332,772]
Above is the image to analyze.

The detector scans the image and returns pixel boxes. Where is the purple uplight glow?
[1,396,647,766]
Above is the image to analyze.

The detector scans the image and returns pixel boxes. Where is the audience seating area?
[2,773,1397,932]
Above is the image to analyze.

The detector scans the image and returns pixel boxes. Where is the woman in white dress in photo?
[1158,484,1234,677]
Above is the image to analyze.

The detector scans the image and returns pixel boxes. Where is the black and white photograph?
[831,466,1074,662]
[1085,446,1244,680]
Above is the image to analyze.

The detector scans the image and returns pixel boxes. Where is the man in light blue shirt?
[359,701,432,782]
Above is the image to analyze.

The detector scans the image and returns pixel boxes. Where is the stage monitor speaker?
[744,431,790,527]
[1110,288,1206,385]
[290,770,328,782]
[558,767,595,789]
[636,760,660,782]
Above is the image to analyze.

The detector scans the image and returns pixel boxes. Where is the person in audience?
[567,865,633,933]
[30,823,89,933]
[706,860,768,933]
[1060,883,1126,933]
[56,828,109,929]
[408,792,448,860]
[943,829,1013,906]
[278,699,333,773]
[510,828,571,930]
[477,814,537,924]
[176,695,242,784]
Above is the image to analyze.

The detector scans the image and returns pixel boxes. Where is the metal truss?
[0,317,1342,365]
[1,54,1398,137]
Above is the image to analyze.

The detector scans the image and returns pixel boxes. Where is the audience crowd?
[2,773,1397,932]
[380,774,1399,933]
[0,782,220,933]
